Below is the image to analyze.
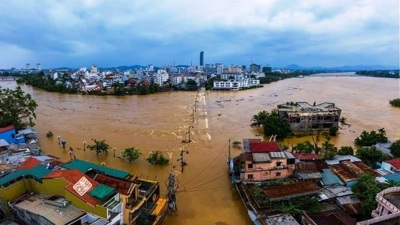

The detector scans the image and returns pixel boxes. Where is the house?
[293,153,320,162]
[276,102,341,131]
[320,169,343,186]
[374,141,393,157]
[295,161,326,182]
[381,158,400,172]
[264,214,300,225]
[0,125,17,144]
[325,155,362,166]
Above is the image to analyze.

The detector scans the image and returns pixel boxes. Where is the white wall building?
[213,79,260,90]
[153,69,169,86]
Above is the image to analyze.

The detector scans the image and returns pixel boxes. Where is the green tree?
[356,146,387,167]
[352,174,385,220]
[0,86,38,130]
[354,128,388,146]
[320,134,337,160]
[186,79,197,86]
[122,147,142,163]
[87,139,110,156]
[329,126,339,136]
[389,140,400,158]
[251,110,269,126]
[146,151,169,165]
[293,140,314,154]
[389,98,400,107]
[337,146,354,155]
[261,109,292,138]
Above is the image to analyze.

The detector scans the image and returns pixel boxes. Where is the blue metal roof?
[0,165,52,186]
[321,168,342,186]
[384,173,400,182]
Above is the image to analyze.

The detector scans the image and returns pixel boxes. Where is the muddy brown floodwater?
[1,75,399,225]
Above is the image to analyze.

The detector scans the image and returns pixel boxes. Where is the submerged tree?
[87,139,110,156]
[146,151,169,165]
[251,110,269,126]
[356,146,387,167]
[0,86,38,130]
[122,147,142,163]
[261,109,291,138]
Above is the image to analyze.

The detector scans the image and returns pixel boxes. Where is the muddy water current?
[1,75,399,225]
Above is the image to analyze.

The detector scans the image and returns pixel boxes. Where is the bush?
[46,131,53,138]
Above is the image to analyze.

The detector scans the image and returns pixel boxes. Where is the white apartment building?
[213,79,260,90]
[153,69,169,86]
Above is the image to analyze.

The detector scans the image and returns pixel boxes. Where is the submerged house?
[277,102,341,131]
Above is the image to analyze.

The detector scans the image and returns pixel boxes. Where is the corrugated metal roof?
[0,165,52,186]
[321,169,342,186]
[295,171,322,180]
[384,173,400,182]
[325,155,361,165]
[252,153,271,162]
[263,181,320,201]
[0,139,9,147]
[269,152,287,158]
[284,151,295,159]
[62,159,129,179]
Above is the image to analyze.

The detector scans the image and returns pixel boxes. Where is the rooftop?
[263,181,320,201]
[15,157,41,170]
[14,194,85,225]
[325,155,361,166]
[329,161,379,184]
[252,153,271,163]
[0,125,14,133]
[93,173,134,195]
[249,142,280,153]
[264,214,300,225]
[303,209,356,225]
[385,158,400,170]
[43,169,101,207]
[293,153,320,161]
[61,159,129,179]
[0,164,52,187]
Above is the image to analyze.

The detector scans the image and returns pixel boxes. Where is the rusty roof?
[296,162,318,172]
[352,162,380,177]
[303,209,357,225]
[263,181,320,201]
[93,173,134,195]
[293,153,320,161]
[43,169,101,207]
[16,157,41,170]
[330,164,359,183]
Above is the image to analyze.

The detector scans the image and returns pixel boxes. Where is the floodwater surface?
[1,75,399,225]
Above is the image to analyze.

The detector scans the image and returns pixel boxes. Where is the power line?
[183,172,228,191]
[180,140,229,187]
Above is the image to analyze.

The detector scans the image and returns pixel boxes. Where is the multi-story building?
[0,158,167,225]
[235,140,295,182]
[277,102,341,130]
[153,69,169,86]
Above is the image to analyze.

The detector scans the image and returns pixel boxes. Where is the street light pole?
[113,147,117,157]
[178,149,189,172]
[83,141,86,151]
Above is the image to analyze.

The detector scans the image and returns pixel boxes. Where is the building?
[0,158,167,225]
[302,209,357,225]
[249,63,260,73]
[235,141,295,182]
[0,125,18,145]
[277,102,341,131]
[200,51,204,66]
[329,160,380,187]
[357,187,400,224]
[153,69,169,86]
[381,158,400,172]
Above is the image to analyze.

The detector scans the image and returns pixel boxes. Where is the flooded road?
[1,75,400,225]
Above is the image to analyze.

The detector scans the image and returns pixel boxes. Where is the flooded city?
[1,75,399,225]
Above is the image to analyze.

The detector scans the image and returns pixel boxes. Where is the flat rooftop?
[15,194,85,225]
[384,192,400,211]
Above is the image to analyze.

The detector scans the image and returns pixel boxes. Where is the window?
[248,163,253,169]
[276,172,281,177]
[248,174,253,179]
[276,162,282,167]
[11,134,15,138]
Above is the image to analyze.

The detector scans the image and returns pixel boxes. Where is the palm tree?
[122,147,142,163]
[87,139,110,156]
[251,110,269,126]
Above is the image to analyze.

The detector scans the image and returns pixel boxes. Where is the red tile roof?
[0,125,14,133]
[16,157,41,170]
[385,158,400,170]
[249,142,280,153]
[43,169,100,206]
[93,174,133,195]
[293,153,320,161]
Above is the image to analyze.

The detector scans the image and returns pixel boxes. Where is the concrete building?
[277,102,341,131]
[153,69,169,86]
[200,51,204,66]
[249,63,260,73]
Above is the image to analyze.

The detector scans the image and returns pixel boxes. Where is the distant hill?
[99,65,146,71]
[281,64,399,71]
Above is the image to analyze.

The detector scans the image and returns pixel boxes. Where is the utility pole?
[192,109,195,123]
[178,149,189,172]
[228,139,232,175]
[167,171,178,214]
[187,125,193,142]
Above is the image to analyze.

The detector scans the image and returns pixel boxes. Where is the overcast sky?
[0,0,398,69]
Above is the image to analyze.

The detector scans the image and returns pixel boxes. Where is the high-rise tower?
[200,51,204,66]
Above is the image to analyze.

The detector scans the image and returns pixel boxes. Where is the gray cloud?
[0,0,398,69]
